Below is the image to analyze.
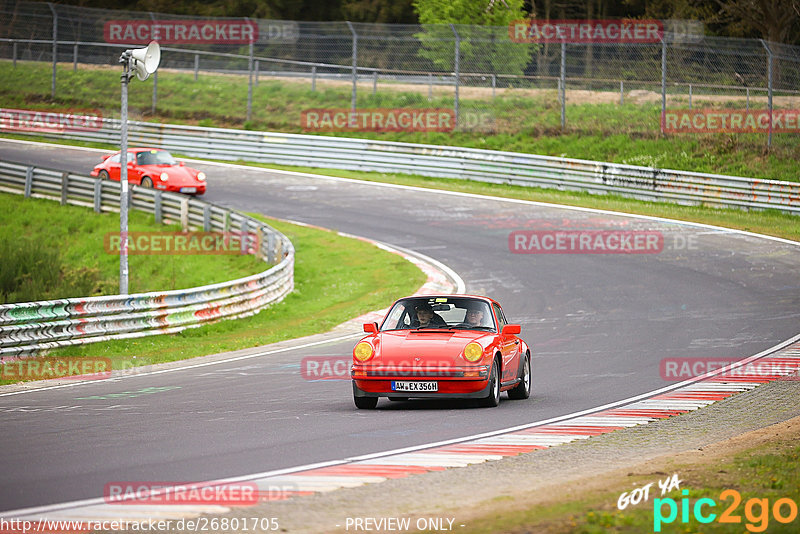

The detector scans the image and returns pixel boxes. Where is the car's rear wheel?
[98,170,109,180]
[354,396,378,409]
[479,359,500,407]
[140,176,153,188]
[507,353,531,400]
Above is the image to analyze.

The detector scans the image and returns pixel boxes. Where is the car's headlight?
[463,342,483,362]
[197,172,206,182]
[159,172,169,182]
[354,342,374,362]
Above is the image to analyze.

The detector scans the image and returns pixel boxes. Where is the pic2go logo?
[654,489,799,532]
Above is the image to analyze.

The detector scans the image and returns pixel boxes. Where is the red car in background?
[91,148,206,195]
[351,295,532,409]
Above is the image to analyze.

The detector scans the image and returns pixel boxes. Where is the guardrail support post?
[24,167,33,198]
[93,179,102,213]
[267,232,275,263]
[223,210,230,232]
[255,227,264,259]
[180,198,189,231]
[203,205,211,231]
[154,190,162,223]
[240,219,249,255]
[60,172,68,205]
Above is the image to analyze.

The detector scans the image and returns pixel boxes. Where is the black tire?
[507,354,531,400]
[354,396,378,409]
[479,358,501,407]
[388,397,408,402]
[98,170,109,180]
[140,176,153,188]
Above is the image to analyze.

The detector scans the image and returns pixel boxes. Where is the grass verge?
[458,419,800,533]
[3,214,425,382]
[0,191,264,303]
[1,61,799,182]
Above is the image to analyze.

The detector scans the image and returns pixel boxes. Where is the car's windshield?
[136,150,177,166]
[381,297,496,332]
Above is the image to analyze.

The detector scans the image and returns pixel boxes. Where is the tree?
[413,0,533,75]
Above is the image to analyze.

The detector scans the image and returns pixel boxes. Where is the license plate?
[180,187,197,193]
[392,381,438,392]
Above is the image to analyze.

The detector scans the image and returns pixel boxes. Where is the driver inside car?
[411,302,446,328]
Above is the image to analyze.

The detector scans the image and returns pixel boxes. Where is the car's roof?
[395,294,497,305]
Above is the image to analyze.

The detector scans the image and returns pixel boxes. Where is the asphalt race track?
[1,139,799,512]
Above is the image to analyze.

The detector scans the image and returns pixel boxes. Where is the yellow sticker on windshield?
[435,298,448,303]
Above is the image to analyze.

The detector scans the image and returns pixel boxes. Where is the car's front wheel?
[140,176,153,188]
[354,396,378,409]
[508,354,531,400]
[479,359,500,407]
[98,170,109,180]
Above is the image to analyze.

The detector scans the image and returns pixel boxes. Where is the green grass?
[456,439,800,533]
[0,192,265,303]
[22,214,426,376]
[2,60,799,182]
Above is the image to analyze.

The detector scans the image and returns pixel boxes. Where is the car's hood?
[374,329,492,366]
[140,165,199,184]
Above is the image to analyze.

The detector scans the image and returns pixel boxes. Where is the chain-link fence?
[1,1,799,145]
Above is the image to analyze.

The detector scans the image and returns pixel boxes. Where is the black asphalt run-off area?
[1,139,799,512]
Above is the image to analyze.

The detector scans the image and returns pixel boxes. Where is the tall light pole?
[118,41,160,294]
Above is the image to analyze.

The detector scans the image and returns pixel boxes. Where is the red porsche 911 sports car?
[351,295,531,409]
[91,148,206,195]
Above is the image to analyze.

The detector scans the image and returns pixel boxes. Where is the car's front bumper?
[352,377,492,399]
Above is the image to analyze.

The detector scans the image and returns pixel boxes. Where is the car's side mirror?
[363,322,378,333]
[102,155,112,161]
[502,324,521,335]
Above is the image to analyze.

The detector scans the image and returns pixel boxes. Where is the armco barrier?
[0,160,294,359]
[4,113,799,214]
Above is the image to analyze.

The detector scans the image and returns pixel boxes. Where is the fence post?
[247,17,254,122]
[255,60,259,87]
[761,40,773,148]
[491,74,496,99]
[346,21,358,119]
[48,2,57,99]
[149,13,158,115]
[194,54,199,81]
[428,73,433,101]
[688,84,692,109]
[73,42,78,72]
[13,41,17,67]
[203,205,211,231]
[372,70,377,95]
[660,36,667,135]
[560,40,566,130]
[619,80,624,105]
[311,65,317,91]
[24,166,33,198]
[154,190,162,223]
[60,172,68,205]
[93,179,102,213]
[180,198,189,231]
[746,87,750,110]
[450,24,460,128]
[267,232,276,263]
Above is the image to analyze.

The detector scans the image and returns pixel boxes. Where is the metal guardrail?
[0,160,294,358]
[8,114,799,214]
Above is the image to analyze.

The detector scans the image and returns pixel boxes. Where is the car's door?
[106,153,121,181]
[494,302,520,383]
